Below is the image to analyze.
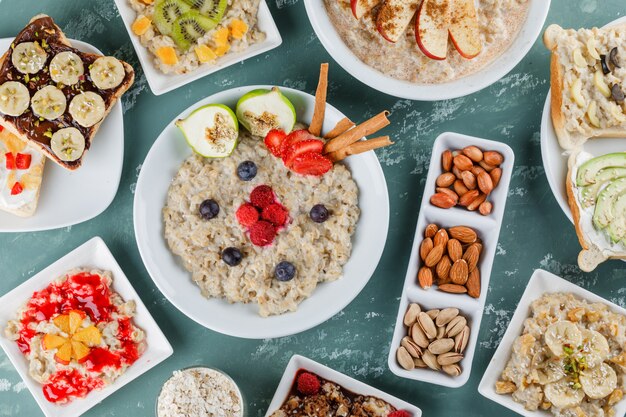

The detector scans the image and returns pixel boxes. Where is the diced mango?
[213,27,230,47]
[73,326,101,346]
[156,46,178,66]
[194,44,217,63]
[54,341,72,364]
[229,19,248,40]
[132,16,152,36]
[42,334,67,350]
[214,44,231,57]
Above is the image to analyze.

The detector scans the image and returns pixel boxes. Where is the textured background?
[0,0,625,416]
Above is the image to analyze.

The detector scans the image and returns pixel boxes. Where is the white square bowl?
[113,0,282,95]
[478,269,626,417]
[264,355,422,416]
[387,132,515,388]
[0,236,173,417]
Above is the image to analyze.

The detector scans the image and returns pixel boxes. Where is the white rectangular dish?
[478,269,626,417]
[387,132,515,388]
[264,354,422,416]
[113,0,282,95]
[0,236,173,417]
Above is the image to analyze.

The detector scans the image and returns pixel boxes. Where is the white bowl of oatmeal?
[479,269,626,417]
[304,0,551,100]
[133,86,390,339]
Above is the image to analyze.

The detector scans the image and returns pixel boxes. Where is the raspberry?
[250,185,275,209]
[296,372,320,395]
[236,204,259,228]
[261,203,288,227]
[249,221,276,246]
[388,411,412,417]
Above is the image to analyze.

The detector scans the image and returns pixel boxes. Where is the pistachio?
[437,352,463,366]
[436,326,445,340]
[397,346,415,370]
[446,316,467,338]
[422,350,441,371]
[426,309,440,320]
[435,308,459,327]
[404,303,421,326]
[402,336,423,358]
[414,357,428,368]
[428,338,455,355]
[454,326,470,353]
[411,323,430,348]
[418,312,437,339]
[443,364,462,377]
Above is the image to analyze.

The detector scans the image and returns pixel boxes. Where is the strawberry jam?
[42,369,103,404]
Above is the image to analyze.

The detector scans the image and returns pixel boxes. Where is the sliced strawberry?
[10,182,23,195]
[264,129,287,158]
[4,152,15,170]
[279,130,317,157]
[283,139,324,168]
[0,125,4,131]
[290,152,333,176]
[15,153,31,170]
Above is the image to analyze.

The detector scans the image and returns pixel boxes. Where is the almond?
[483,151,504,166]
[458,189,480,207]
[430,192,456,209]
[453,179,468,196]
[436,172,456,188]
[471,165,485,177]
[438,284,468,294]
[478,160,496,172]
[435,255,451,281]
[477,171,494,195]
[461,171,477,190]
[453,154,473,171]
[419,237,434,261]
[442,150,453,172]
[462,146,483,162]
[452,165,463,179]
[449,226,477,243]
[433,228,449,247]
[425,223,438,238]
[425,244,444,267]
[463,245,480,272]
[450,259,469,285]
[490,167,502,188]
[469,242,483,254]
[447,239,463,262]
[479,201,493,216]
[467,193,487,211]
[418,267,434,289]
[436,187,459,204]
[467,268,481,298]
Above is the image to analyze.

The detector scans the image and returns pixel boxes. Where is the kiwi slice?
[184,0,228,23]
[171,10,217,51]
[154,0,191,36]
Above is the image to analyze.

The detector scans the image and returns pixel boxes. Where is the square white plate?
[0,236,173,417]
[113,0,282,96]
[264,355,422,416]
[478,269,626,417]
[0,39,124,233]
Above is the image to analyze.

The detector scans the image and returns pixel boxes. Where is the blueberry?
[237,161,257,181]
[199,199,219,220]
[309,204,329,223]
[274,261,296,282]
[222,247,243,266]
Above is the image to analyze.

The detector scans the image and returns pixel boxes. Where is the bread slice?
[544,24,626,150]
[566,151,626,272]
[0,128,45,217]
[0,14,134,170]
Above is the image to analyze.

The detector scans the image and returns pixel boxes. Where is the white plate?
[0,237,173,417]
[134,86,390,339]
[303,0,550,101]
[387,132,515,388]
[0,38,124,233]
[113,0,282,96]
[264,355,422,416]
[478,268,626,417]
[540,16,626,222]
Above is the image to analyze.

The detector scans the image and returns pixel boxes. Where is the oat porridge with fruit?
[324,0,530,84]
[496,292,626,417]
[128,0,266,74]
[4,269,146,404]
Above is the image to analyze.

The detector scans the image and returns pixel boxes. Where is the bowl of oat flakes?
[304,0,551,100]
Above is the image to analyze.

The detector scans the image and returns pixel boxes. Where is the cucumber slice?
[175,104,239,158]
[235,87,296,137]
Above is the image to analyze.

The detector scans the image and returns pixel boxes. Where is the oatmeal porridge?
[4,269,146,404]
[324,0,531,84]
[496,292,626,417]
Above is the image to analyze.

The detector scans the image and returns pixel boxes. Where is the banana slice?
[544,378,585,408]
[531,351,566,384]
[50,51,84,85]
[545,321,582,358]
[580,329,610,368]
[89,57,125,90]
[0,81,30,116]
[69,92,105,127]
[51,127,85,162]
[31,86,66,121]
[580,363,617,399]
[11,42,47,74]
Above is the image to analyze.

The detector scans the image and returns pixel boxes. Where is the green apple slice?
[580,167,626,208]
[235,87,296,137]
[576,152,626,186]
[593,177,626,230]
[607,192,626,243]
[175,103,239,158]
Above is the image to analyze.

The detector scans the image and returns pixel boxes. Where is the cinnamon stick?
[327,136,393,162]
[324,117,355,139]
[323,111,390,154]
[309,63,329,137]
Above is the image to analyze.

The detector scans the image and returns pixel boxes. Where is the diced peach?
[213,27,230,47]
[132,16,152,36]
[54,342,72,364]
[229,19,248,40]
[73,326,101,346]
[71,341,90,362]
[42,334,67,350]
[20,173,41,190]
[53,315,70,334]
[68,310,85,334]
[2,132,26,154]
[194,45,217,63]
[156,46,178,66]
[214,44,231,57]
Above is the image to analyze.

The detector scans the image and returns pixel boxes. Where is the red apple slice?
[351,0,382,19]
[449,0,482,59]
[376,0,420,43]
[416,0,451,60]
